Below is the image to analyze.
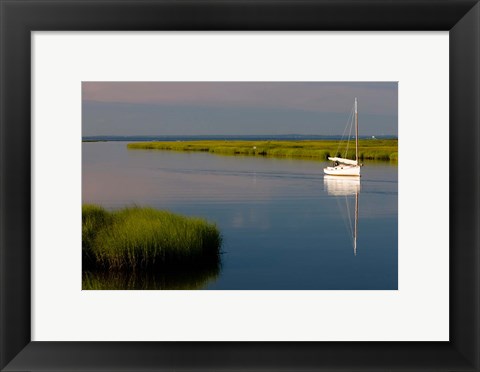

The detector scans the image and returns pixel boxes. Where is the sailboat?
[324,98,361,177]
[324,176,360,255]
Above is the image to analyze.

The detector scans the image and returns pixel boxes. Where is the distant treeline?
[127,139,398,162]
[83,134,398,142]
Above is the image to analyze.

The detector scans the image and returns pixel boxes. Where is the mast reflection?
[324,176,360,255]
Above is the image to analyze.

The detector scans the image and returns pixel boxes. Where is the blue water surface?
[83,142,398,290]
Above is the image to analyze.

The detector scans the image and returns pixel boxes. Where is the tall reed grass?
[82,205,222,271]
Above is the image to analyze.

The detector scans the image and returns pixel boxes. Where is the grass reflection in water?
[83,261,221,290]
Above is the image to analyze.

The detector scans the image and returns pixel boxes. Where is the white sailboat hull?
[323,98,361,177]
[323,165,361,177]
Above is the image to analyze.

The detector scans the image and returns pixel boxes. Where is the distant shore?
[126,139,398,161]
[82,134,398,142]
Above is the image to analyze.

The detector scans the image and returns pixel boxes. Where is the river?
[83,141,398,290]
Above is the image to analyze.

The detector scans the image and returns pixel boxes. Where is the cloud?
[82,101,397,137]
[82,82,397,116]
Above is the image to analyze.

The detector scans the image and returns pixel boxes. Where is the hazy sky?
[82,82,398,136]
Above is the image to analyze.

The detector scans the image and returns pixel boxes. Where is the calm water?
[83,142,398,290]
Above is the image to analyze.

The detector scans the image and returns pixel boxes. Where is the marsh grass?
[82,204,113,266]
[82,205,222,271]
[127,139,398,162]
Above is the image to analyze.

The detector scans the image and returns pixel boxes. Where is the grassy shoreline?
[82,205,222,272]
[127,139,398,161]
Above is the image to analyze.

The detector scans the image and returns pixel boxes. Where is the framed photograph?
[80,81,398,292]
[1,0,479,371]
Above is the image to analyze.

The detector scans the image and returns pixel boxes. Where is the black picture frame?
[1,0,479,371]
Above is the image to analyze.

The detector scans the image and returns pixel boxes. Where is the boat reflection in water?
[324,175,360,256]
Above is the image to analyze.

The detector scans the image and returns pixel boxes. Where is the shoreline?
[126,139,398,162]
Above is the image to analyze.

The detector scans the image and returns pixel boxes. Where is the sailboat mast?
[354,190,359,256]
[355,97,359,162]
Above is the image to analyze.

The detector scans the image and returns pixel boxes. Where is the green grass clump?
[82,205,221,271]
[127,139,398,162]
